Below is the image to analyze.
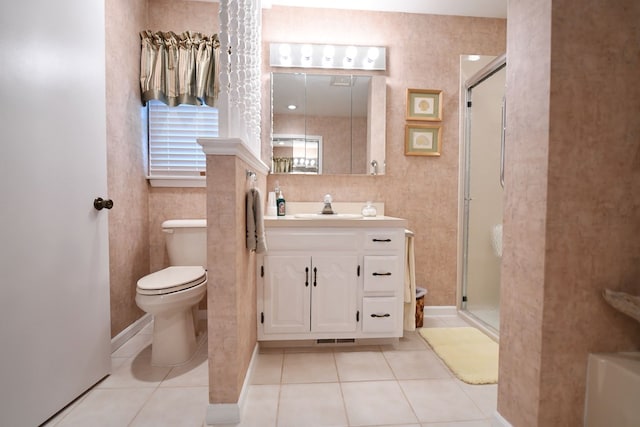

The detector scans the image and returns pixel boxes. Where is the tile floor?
[44,315,497,427]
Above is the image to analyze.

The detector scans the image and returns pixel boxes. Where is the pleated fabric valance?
[140,31,220,107]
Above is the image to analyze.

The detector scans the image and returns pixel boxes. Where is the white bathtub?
[584,352,640,426]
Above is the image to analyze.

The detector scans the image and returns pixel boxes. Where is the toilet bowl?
[135,219,207,367]
[136,266,207,366]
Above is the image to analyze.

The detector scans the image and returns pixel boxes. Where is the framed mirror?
[271,72,386,175]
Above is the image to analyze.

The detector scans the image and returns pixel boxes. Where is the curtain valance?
[140,30,220,107]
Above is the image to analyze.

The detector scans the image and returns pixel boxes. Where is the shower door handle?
[500,96,506,188]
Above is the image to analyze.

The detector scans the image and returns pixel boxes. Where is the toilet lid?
[137,266,207,295]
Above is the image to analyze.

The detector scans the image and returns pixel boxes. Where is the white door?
[0,1,111,426]
[263,255,311,334]
[311,255,358,333]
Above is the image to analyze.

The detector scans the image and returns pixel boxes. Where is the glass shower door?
[462,57,506,332]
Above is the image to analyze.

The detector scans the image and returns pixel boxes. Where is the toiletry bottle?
[276,189,286,216]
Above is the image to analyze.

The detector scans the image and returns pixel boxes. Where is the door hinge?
[357,265,360,276]
[260,312,264,324]
[462,295,468,302]
[467,101,472,108]
[260,265,264,277]
[356,310,360,322]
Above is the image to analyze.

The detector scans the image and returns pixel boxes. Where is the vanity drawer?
[266,230,358,252]
[363,230,404,251]
[362,297,397,333]
[363,256,400,292]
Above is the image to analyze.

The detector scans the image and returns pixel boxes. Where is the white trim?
[198,137,270,175]
[205,343,259,425]
[110,313,152,353]
[147,176,206,188]
[423,305,457,316]
[492,410,513,427]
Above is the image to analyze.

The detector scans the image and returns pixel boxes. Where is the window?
[146,100,218,183]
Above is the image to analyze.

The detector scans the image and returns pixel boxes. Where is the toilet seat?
[137,266,206,296]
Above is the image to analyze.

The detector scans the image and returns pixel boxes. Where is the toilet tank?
[162,219,206,267]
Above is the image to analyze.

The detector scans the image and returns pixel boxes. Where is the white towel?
[246,188,267,254]
[403,230,416,331]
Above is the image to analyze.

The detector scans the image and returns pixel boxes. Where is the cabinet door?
[311,255,358,333]
[263,255,311,334]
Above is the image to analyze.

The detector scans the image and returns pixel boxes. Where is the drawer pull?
[370,313,391,318]
[372,272,392,276]
[305,267,309,287]
[313,267,317,287]
[372,238,392,242]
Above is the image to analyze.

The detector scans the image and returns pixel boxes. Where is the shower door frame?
[459,53,506,336]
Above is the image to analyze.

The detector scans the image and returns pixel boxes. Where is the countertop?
[264,215,407,228]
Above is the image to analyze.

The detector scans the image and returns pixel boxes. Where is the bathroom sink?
[293,213,363,219]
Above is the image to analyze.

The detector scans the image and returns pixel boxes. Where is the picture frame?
[406,88,443,121]
[405,124,442,156]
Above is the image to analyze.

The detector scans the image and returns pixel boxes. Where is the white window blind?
[147,100,218,177]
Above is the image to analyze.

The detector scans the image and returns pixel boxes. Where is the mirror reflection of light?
[279,44,292,66]
[467,55,481,61]
[287,104,297,110]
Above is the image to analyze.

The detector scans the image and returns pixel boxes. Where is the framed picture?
[405,124,442,156]
[406,88,443,121]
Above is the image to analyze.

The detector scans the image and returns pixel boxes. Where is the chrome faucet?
[321,194,334,214]
[370,160,378,175]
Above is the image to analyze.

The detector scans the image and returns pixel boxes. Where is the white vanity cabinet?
[257,222,406,342]
[262,254,358,335]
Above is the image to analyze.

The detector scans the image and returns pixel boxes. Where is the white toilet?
[136,219,207,366]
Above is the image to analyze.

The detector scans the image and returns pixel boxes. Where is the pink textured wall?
[105,0,149,337]
[262,7,507,306]
[146,0,216,271]
[499,0,640,425]
[205,156,261,402]
[105,0,217,338]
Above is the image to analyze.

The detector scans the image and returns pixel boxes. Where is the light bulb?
[367,47,379,62]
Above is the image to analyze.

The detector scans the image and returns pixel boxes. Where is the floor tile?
[160,345,209,387]
[97,349,171,389]
[335,351,394,382]
[277,383,348,427]
[250,353,283,385]
[457,383,498,418]
[56,388,154,427]
[282,352,338,383]
[341,381,418,426]
[400,379,485,423]
[129,386,209,427]
[234,385,279,427]
[419,421,491,427]
[383,350,452,380]
[380,331,428,351]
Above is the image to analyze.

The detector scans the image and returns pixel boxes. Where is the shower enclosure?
[459,54,506,333]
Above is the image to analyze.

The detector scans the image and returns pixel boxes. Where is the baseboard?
[205,343,259,425]
[110,313,152,353]
[423,305,457,316]
[492,410,512,427]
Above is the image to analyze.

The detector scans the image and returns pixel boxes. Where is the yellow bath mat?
[419,327,498,384]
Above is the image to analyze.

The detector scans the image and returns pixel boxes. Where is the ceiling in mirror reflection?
[271,74,371,118]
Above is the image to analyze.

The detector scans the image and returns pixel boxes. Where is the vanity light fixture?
[270,42,386,71]
[287,104,297,110]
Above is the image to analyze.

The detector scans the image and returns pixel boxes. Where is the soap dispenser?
[276,186,286,217]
